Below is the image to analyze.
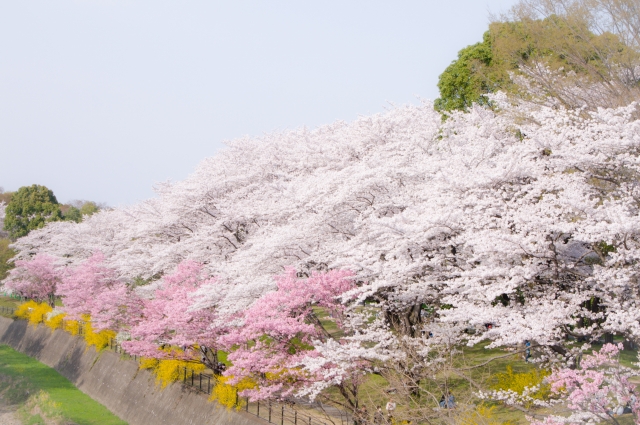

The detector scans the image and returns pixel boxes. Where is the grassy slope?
[312,306,640,424]
[0,344,127,425]
[0,295,21,318]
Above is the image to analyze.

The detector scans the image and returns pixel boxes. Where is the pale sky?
[1,0,519,206]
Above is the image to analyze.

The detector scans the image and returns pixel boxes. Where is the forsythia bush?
[139,348,206,388]
[210,375,256,409]
[44,310,65,331]
[14,300,52,326]
[62,319,81,336]
[82,318,116,350]
[15,301,113,350]
[491,366,550,406]
[139,357,160,370]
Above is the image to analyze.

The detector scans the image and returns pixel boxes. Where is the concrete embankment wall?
[0,317,262,425]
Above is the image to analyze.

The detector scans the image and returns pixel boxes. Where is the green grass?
[312,306,344,338]
[0,344,128,425]
[0,295,22,318]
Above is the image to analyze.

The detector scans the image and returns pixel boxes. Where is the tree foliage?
[434,31,506,112]
[436,0,640,112]
[530,344,640,424]
[4,254,61,307]
[3,185,62,239]
[2,46,640,422]
[61,201,101,223]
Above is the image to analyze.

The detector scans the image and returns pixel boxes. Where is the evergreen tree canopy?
[3,185,62,239]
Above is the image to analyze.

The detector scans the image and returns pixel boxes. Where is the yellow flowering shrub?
[210,375,256,409]
[139,357,160,370]
[14,300,39,320]
[157,358,205,388]
[14,301,52,326]
[491,365,550,407]
[82,319,116,350]
[14,302,111,349]
[139,348,205,388]
[44,312,65,331]
[62,319,81,336]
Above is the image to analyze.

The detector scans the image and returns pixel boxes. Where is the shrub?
[491,365,550,407]
[44,309,65,331]
[456,404,516,425]
[14,300,52,326]
[210,375,256,409]
[139,349,205,388]
[82,319,116,350]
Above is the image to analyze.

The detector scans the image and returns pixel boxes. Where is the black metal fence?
[0,306,15,316]
[244,400,340,425]
[105,335,344,425]
[2,300,348,425]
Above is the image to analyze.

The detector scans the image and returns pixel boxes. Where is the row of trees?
[3,0,640,422]
[4,92,640,422]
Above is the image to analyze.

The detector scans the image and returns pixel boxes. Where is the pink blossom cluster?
[220,268,355,399]
[532,344,640,425]
[4,253,357,400]
[4,254,61,306]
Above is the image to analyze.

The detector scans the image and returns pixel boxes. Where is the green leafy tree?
[3,185,62,239]
[79,201,99,217]
[60,201,100,223]
[63,206,83,223]
[435,4,640,112]
[434,31,511,112]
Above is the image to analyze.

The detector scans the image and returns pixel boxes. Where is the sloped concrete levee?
[0,316,263,425]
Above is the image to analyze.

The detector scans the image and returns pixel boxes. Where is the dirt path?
[0,405,21,425]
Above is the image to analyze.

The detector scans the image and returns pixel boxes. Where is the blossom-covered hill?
[5,97,640,422]
[9,97,640,342]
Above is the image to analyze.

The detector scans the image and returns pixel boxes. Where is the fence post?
[257,401,260,417]
[207,375,211,394]
[268,403,272,423]
[281,405,284,425]
[246,397,249,412]
[184,367,187,383]
[191,370,194,386]
[294,410,297,425]
[199,373,202,391]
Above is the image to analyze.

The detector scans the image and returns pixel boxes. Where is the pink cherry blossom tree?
[57,251,116,319]
[529,343,640,425]
[220,268,356,400]
[121,260,225,370]
[3,254,61,307]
